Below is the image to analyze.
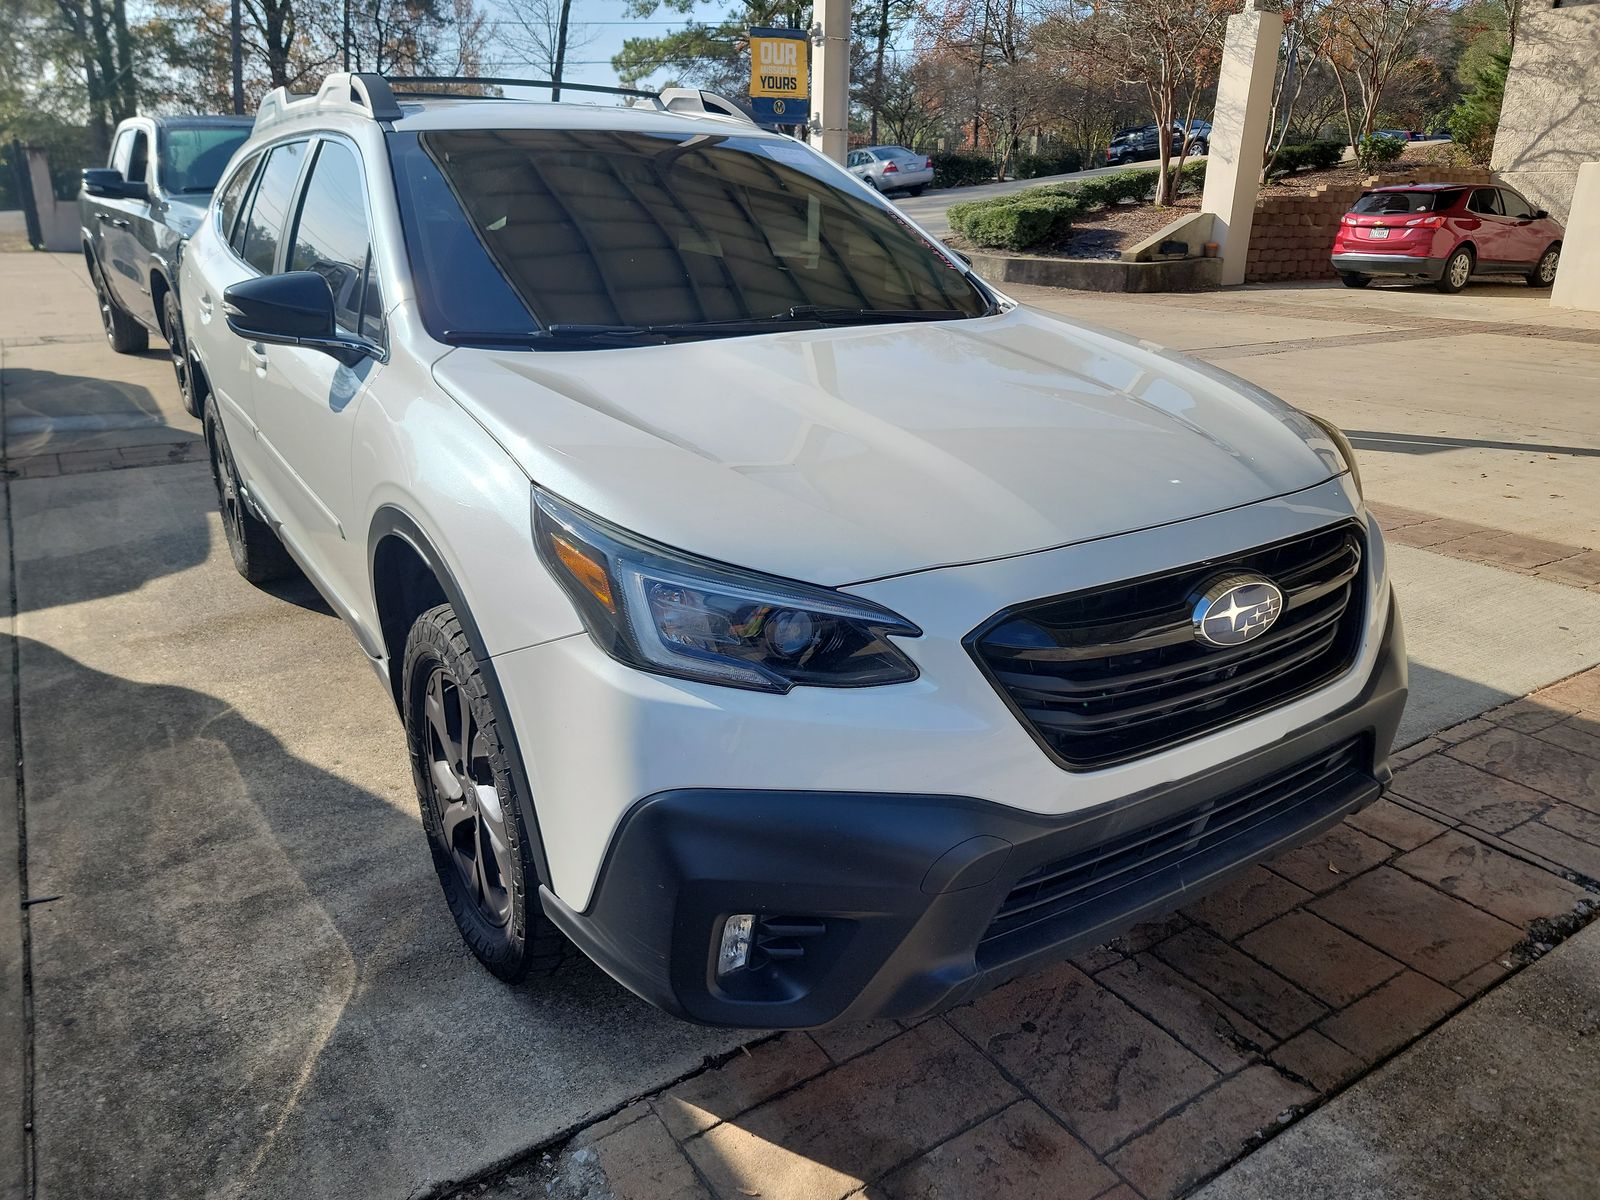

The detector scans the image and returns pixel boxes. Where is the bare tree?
[503,0,593,96]
[1071,0,1230,203]
[1312,0,1448,147]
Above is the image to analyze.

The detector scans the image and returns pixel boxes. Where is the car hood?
[432,306,1337,585]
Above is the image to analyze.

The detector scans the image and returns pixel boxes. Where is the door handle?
[197,294,214,319]
[247,342,269,369]
[102,216,129,229]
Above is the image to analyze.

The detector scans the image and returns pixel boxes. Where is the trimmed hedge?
[931,152,995,189]
[1014,149,1085,179]
[946,159,1205,252]
[1267,140,1345,178]
[948,192,1084,251]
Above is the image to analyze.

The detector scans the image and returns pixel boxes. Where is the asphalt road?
[2,251,1598,1200]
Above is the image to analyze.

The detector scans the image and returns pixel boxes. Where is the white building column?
[1200,0,1283,286]
[808,0,850,164]
[1551,162,1600,312]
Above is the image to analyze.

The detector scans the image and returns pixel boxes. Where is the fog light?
[717,914,754,975]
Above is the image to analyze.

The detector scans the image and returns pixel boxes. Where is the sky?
[480,0,741,91]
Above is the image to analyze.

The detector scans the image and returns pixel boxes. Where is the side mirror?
[949,248,973,268]
[222,272,379,366]
[1534,209,1550,220]
[82,167,145,200]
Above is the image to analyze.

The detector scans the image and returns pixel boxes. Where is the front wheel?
[1191,140,1208,156]
[1339,272,1371,289]
[1527,244,1560,288]
[403,604,566,983]
[1437,246,1474,294]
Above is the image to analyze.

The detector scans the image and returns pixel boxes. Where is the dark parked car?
[1331,183,1564,293]
[1106,121,1211,166]
[79,115,253,414]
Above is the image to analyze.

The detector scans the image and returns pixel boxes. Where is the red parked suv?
[1331,183,1563,293]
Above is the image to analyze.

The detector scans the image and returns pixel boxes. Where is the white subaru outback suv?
[182,73,1406,1028]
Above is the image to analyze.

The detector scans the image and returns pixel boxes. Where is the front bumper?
[543,595,1407,1028]
[1332,252,1446,280]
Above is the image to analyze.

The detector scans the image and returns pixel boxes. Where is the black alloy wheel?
[419,663,514,929]
[164,290,197,416]
[89,256,148,353]
[203,406,296,584]
[402,604,566,983]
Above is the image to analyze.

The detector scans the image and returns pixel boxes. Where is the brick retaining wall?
[1245,166,1493,283]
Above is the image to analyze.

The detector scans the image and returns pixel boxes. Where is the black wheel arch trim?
[367,505,555,891]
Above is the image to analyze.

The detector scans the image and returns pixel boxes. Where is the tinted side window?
[1468,188,1503,216]
[288,141,375,335]
[239,141,308,274]
[216,152,261,244]
[1500,189,1533,218]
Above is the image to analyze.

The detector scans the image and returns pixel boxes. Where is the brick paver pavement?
[455,666,1600,1200]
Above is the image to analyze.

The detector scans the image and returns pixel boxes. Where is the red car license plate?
[1368,227,1389,239]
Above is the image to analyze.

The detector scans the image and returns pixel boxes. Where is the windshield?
[159,125,252,194]
[1352,189,1460,215]
[388,128,988,345]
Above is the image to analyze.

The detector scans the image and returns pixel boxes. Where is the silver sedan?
[846,145,934,195]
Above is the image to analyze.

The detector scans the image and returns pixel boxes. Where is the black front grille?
[968,522,1366,771]
[979,738,1368,961]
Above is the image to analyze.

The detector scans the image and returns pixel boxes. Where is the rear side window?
[1499,189,1534,218]
[126,131,150,185]
[161,125,252,194]
[288,140,376,336]
[1468,187,1504,216]
[1352,190,1458,215]
[216,152,261,243]
[238,140,308,274]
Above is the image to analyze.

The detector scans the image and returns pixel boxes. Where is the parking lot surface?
[3,251,1599,1200]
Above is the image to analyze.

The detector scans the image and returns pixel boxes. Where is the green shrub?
[1177,158,1208,195]
[1013,149,1085,179]
[930,152,994,189]
[948,192,1082,251]
[1355,133,1406,173]
[1267,140,1345,178]
[1103,168,1158,204]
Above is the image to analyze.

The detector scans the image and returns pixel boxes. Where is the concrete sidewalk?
[3,252,1599,1200]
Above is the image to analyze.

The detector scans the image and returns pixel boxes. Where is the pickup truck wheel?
[203,407,297,584]
[163,291,198,416]
[89,255,149,354]
[403,603,566,983]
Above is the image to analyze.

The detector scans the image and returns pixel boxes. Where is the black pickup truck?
[79,115,253,415]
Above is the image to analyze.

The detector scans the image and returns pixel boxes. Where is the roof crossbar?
[385,75,666,109]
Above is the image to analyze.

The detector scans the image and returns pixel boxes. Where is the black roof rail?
[349,73,403,122]
[385,76,665,108]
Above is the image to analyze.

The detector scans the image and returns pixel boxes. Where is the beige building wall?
[1491,1,1600,221]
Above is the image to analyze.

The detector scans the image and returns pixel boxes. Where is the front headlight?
[1303,411,1363,500]
[533,489,921,693]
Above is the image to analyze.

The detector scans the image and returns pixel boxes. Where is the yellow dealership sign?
[748,27,810,124]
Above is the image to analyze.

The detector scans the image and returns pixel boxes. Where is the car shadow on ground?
[17,635,741,1200]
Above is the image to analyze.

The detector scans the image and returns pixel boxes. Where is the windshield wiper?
[778,305,971,325]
